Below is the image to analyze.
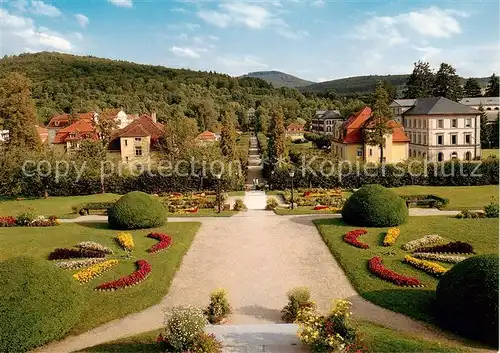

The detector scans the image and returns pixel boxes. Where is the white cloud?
[0,8,72,53]
[217,55,268,75]
[170,46,200,58]
[75,14,89,28]
[74,32,84,40]
[171,7,187,13]
[108,0,133,8]
[311,0,325,8]
[29,1,61,18]
[167,22,200,31]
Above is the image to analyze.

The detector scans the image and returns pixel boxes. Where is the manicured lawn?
[314,217,499,325]
[274,206,340,216]
[483,149,499,159]
[227,191,245,196]
[167,209,237,217]
[0,193,120,219]
[0,222,200,334]
[389,185,498,210]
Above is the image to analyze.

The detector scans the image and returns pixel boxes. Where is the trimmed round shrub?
[0,257,83,352]
[108,191,167,229]
[436,254,499,347]
[341,184,408,227]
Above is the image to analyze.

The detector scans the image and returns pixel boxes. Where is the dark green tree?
[491,113,499,149]
[268,107,286,161]
[382,80,397,103]
[479,104,492,149]
[219,106,237,160]
[255,106,269,134]
[433,63,463,101]
[404,61,434,98]
[161,105,198,159]
[485,74,499,97]
[463,78,482,97]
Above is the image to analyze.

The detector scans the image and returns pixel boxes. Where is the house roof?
[459,97,499,106]
[314,110,342,120]
[390,99,416,107]
[287,122,304,130]
[52,120,98,144]
[197,130,217,140]
[48,112,95,128]
[113,114,164,139]
[403,97,480,116]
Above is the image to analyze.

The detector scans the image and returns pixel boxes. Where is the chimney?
[151,112,157,123]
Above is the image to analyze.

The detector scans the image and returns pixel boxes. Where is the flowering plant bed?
[147,233,173,253]
[48,248,107,260]
[368,256,422,287]
[0,216,16,227]
[116,232,135,251]
[413,241,475,254]
[401,234,443,251]
[0,215,59,227]
[344,229,369,249]
[174,207,199,214]
[95,260,151,291]
[382,227,400,246]
[73,259,119,284]
[402,255,448,277]
[55,258,108,270]
[75,241,113,254]
[412,252,469,264]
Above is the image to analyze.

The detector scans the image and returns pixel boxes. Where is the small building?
[196,130,218,143]
[331,107,410,163]
[311,110,343,134]
[102,109,136,129]
[47,112,98,144]
[459,97,499,123]
[286,122,305,140]
[52,119,99,154]
[390,99,417,123]
[0,130,9,142]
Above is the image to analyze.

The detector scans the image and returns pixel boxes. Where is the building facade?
[52,119,99,154]
[311,110,343,134]
[286,122,304,140]
[390,99,416,123]
[403,97,481,161]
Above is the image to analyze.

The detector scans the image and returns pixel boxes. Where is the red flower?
[344,229,369,249]
[147,233,173,253]
[314,205,329,210]
[0,216,16,227]
[368,256,422,287]
[95,260,151,291]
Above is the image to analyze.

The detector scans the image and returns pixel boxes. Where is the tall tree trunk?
[379,143,384,164]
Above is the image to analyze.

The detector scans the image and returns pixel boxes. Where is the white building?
[390,99,416,123]
[402,97,481,162]
[311,110,343,135]
[459,97,499,123]
[0,130,9,142]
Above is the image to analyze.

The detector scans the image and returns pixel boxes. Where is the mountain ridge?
[241,71,315,88]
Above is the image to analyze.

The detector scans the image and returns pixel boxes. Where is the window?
[417,133,421,144]
[437,135,443,145]
[451,134,457,145]
[357,148,363,157]
[135,146,142,156]
[465,134,471,144]
[438,119,444,128]
[423,134,427,145]
[451,119,457,128]
[124,139,128,146]
[465,152,472,161]
[417,120,421,129]
[369,148,372,156]
[437,152,444,162]
[495,107,499,111]
[465,118,471,128]
[451,152,458,160]
[135,137,141,142]
[125,156,129,162]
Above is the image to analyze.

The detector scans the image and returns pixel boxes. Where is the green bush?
[204,289,232,324]
[484,201,499,218]
[108,191,167,229]
[281,286,315,323]
[232,199,247,211]
[436,254,499,347]
[161,306,208,352]
[341,184,408,227]
[265,197,279,210]
[0,257,83,352]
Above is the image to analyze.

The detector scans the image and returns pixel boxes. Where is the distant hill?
[242,71,315,88]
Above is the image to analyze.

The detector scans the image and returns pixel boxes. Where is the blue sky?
[1,0,499,82]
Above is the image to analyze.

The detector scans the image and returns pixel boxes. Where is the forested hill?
[0,52,335,127]
[242,71,315,88]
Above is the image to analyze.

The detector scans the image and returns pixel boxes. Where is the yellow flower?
[383,227,400,246]
[117,232,135,251]
[72,259,119,284]
[403,255,448,277]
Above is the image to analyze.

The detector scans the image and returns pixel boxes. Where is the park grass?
[314,216,499,325]
[80,321,467,353]
[0,221,200,334]
[482,148,499,159]
[227,191,245,196]
[390,185,498,210]
[0,193,120,219]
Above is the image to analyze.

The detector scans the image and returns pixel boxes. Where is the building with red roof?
[51,119,99,154]
[286,122,305,140]
[196,130,218,144]
[47,112,98,144]
[331,107,409,163]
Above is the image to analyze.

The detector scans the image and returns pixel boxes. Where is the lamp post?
[289,170,295,210]
[215,172,222,213]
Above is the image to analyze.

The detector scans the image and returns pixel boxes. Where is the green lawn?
[0,222,200,334]
[390,185,498,210]
[80,321,468,353]
[274,206,340,216]
[483,149,499,159]
[227,191,245,196]
[0,193,120,219]
[314,216,499,325]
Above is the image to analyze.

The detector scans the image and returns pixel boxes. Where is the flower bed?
[0,216,16,227]
[344,229,369,249]
[0,215,59,227]
[412,252,469,264]
[413,241,475,254]
[75,241,113,254]
[73,259,119,284]
[55,258,108,270]
[368,256,422,287]
[116,232,135,251]
[48,248,107,260]
[95,260,151,291]
[401,234,444,251]
[147,233,173,253]
[402,255,448,277]
[382,227,400,246]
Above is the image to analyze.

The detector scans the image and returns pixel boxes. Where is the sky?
[1,0,499,82]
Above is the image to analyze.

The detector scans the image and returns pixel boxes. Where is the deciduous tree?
[219,106,237,160]
[268,107,286,162]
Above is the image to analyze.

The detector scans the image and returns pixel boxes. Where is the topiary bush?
[0,257,83,352]
[341,184,408,227]
[436,254,499,347]
[108,191,167,229]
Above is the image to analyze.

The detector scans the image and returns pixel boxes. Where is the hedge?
[108,191,167,230]
[399,194,449,209]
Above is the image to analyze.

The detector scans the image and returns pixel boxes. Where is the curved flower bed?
[344,229,369,249]
[73,259,119,284]
[402,255,448,277]
[368,256,422,287]
[413,241,475,254]
[0,216,17,227]
[56,258,107,270]
[117,232,135,251]
[412,252,468,264]
[382,227,400,246]
[48,248,106,260]
[76,241,113,254]
[401,234,443,251]
[95,260,151,291]
[147,233,173,253]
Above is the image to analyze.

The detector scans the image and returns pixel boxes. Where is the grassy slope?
[0,222,200,334]
[483,149,499,159]
[314,217,499,324]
